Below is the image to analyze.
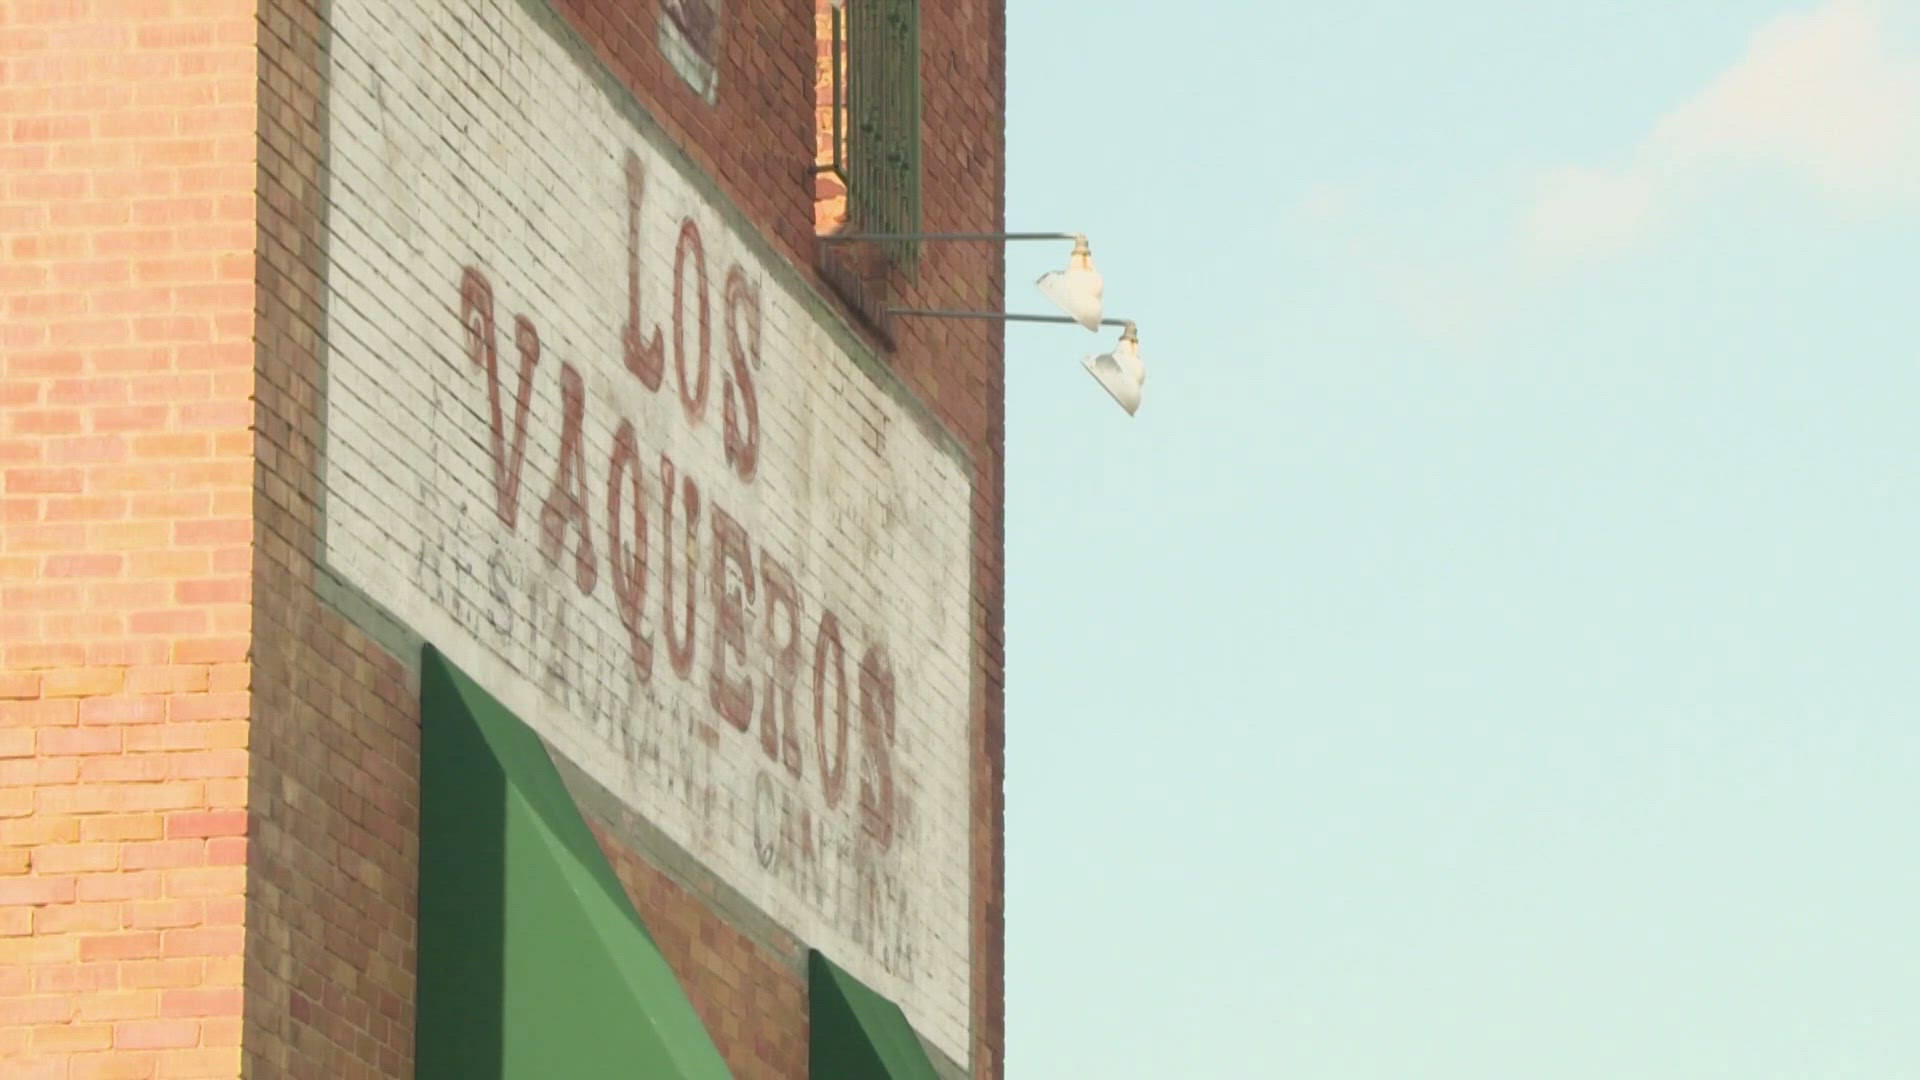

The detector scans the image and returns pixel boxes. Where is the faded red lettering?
[812,610,849,808]
[857,643,896,849]
[462,268,541,530]
[623,152,666,391]
[758,553,804,778]
[721,265,761,483]
[671,218,711,424]
[707,508,755,731]
[659,455,700,678]
[607,420,652,680]
[539,363,598,595]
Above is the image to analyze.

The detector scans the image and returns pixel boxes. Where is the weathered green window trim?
[838,0,922,274]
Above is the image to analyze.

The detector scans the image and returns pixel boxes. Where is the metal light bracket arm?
[822,232,1084,244]
[887,308,1134,333]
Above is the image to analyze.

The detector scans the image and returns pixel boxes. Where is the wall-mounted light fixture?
[1082,322,1143,417]
[887,309,1145,417]
[819,231,1142,415]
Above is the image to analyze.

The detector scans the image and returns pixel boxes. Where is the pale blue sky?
[1001,2,1920,1075]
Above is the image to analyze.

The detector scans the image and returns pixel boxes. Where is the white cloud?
[1522,0,1920,271]
[1522,164,1670,267]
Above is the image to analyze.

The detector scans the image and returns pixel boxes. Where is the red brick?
[160,986,240,1018]
[164,693,246,722]
[0,727,36,757]
[41,432,127,463]
[0,933,80,964]
[159,924,241,956]
[0,671,41,699]
[33,901,122,935]
[204,665,246,693]
[122,666,210,695]
[0,995,76,1026]
[4,523,87,555]
[157,1047,240,1078]
[120,958,205,990]
[3,691,78,726]
[112,1018,197,1050]
[75,870,162,904]
[0,876,78,906]
[36,726,123,757]
[76,755,172,784]
[121,722,244,754]
[87,582,170,609]
[74,990,160,1023]
[78,932,161,962]
[0,818,76,853]
[45,379,131,406]
[33,962,120,994]
[37,667,124,697]
[0,755,79,785]
[83,640,171,667]
[173,576,246,604]
[39,781,203,815]
[121,900,204,930]
[171,518,248,546]
[129,492,212,519]
[0,905,32,935]
[75,697,165,725]
[118,840,205,871]
[5,466,83,493]
[170,637,246,664]
[127,609,207,635]
[164,810,244,838]
[43,494,129,521]
[8,409,85,436]
[78,814,164,843]
[29,842,120,875]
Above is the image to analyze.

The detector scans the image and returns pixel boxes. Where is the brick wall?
[246,0,419,1075]
[595,821,809,1078]
[7,0,1004,1075]
[0,1,258,1076]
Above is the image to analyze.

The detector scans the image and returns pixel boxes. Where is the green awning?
[809,950,941,1080]
[417,645,733,1079]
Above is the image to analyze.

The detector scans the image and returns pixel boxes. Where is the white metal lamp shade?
[1082,323,1144,416]
[1034,234,1103,331]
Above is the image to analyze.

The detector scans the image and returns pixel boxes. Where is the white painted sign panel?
[320,0,974,1058]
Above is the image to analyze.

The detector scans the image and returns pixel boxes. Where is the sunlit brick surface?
[0,1,256,1076]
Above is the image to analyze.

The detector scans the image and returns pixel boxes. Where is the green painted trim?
[313,565,421,674]
[418,646,734,1079]
[547,731,971,1079]
[416,646,509,1078]
[546,750,805,973]
[810,950,942,1080]
[324,624,965,1077]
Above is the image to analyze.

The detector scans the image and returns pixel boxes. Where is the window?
[660,0,722,104]
[816,0,922,274]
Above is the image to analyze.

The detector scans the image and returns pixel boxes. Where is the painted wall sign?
[320,0,973,1059]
